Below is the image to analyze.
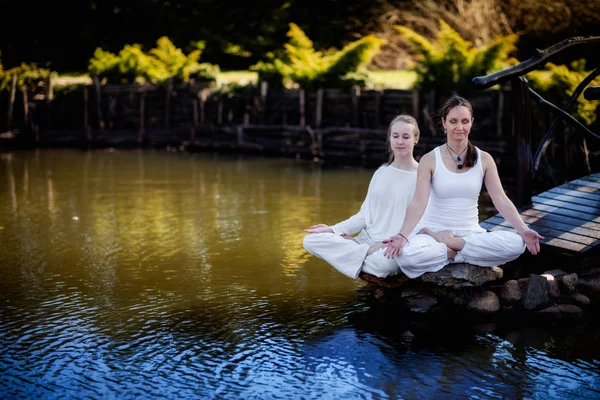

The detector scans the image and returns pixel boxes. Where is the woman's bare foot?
[447,248,457,260]
[367,242,385,255]
[418,228,454,243]
[417,228,466,252]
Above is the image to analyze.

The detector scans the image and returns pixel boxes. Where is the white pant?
[397,230,526,278]
[303,231,447,280]
[303,232,398,279]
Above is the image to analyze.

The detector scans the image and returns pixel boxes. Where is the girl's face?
[442,106,473,141]
[389,121,418,158]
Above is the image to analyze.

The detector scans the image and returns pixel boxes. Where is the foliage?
[0,62,55,94]
[251,23,385,89]
[527,60,600,125]
[396,20,518,93]
[87,37,219,84]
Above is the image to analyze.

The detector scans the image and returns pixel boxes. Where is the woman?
[383,95,544,278]
[303,114,448,279]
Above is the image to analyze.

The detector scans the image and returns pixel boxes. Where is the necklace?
[446,143,467,169]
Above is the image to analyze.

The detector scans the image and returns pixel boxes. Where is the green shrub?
[88,37,219,84]
[396,19,517,94]
[527,60,600,125]
[251,23,385,89]
[0,62,54,94]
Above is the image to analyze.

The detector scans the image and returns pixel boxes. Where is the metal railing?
[473,36,600,206]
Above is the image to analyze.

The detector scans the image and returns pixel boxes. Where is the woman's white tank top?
[416,146,486,235]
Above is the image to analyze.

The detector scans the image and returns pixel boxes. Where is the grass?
[367,70,417,90]
[53,69,417,90]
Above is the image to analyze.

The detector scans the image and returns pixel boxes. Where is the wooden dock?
[481,172,600,266]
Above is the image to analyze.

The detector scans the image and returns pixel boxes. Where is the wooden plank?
[481,222,586,252]
[558,182,600,195]
[519,208,600,231]
[485,216,597,245]
[487,215,600,239]
[579,173,600,183]
[530,203,600,224]
[547,187,600,202]
[571,179,600,190]
[537,191,600,209]
[581,238,600,254]
[532,196,600,216]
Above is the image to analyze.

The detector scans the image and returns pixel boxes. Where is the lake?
[1,149,600,399]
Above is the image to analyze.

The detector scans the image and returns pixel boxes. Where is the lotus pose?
[383,95,544,278]
[303,114,447,279]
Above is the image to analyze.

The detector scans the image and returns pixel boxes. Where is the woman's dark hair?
[386,114,420,165]
[440,95,477,168]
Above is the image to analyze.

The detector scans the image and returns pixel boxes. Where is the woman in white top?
[383,95,544,278]
[303,115,447,279]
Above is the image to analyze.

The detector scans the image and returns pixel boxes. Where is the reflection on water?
[1,149,600,399]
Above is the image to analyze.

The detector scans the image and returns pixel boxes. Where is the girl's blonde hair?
[386,114,420,165]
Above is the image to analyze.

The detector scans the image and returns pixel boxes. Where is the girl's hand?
[304,224,333,233]
[519,229,544,255]
[382,235,408,259]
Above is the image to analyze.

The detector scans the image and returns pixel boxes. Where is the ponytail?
[464,140,478,167]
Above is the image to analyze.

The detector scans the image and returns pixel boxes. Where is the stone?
[571,292,590,306]
[499,280,522,304]
[577,275,600,295]
[400,286,425,298]
[523,274,551,310]
[560,273,579,294]
[420,263,503,288]
[404,294,439,313]
[359,272,409,289]
[467,291,500,313]
[537,304,583,320]
[541,274,561,298]
[518,278,529,294]
[542,269,568,279]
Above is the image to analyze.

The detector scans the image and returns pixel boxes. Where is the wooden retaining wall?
[1,81,597,190]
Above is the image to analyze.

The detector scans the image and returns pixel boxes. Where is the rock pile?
[360,264,600,319]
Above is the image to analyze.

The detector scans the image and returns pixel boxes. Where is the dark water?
[1,149,600,399]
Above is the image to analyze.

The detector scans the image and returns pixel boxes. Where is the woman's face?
[442,105,473,141]
[389,121,418,158]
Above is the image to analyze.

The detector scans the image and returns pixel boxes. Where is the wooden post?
[351,86,360,127]
[192,99,198,141]
[165,79,173,129]
[138,93,146,144]
[92,76,105,129]
[260,81,268,124]
[316,88,323,128]
[412,88,420,120]
[44,74,53,128]
[199,91,206,124]
[22,88,29,126]
[374,90,382,128]
[299,89,306,127]
[511,77,533,206]
[7,74,17,130]
[83,87,91,143]
[243,107,250,126]
[108,94,116,129]
[237,126,244,146]
[217,97,223,125]
[496,90,504,137]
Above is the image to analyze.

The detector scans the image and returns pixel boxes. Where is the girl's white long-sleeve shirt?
[331,165,417,243]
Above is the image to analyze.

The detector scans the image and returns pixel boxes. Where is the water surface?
[1,149,600,399]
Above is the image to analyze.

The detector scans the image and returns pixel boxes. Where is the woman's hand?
[519,229,545,255]
[304,224,333,233]
[382,234,408,259]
